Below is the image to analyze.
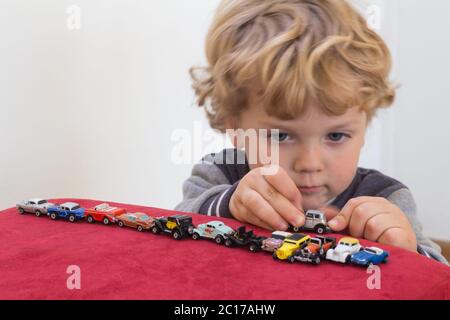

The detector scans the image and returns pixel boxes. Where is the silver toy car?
[292,209,331,234]
[16,198,54,217]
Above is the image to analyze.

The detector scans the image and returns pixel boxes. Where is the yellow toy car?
[273,233,311,260]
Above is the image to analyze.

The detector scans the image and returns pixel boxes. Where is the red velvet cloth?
[0,199,449,300]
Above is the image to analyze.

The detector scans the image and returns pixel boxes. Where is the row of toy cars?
[16,198,389,268]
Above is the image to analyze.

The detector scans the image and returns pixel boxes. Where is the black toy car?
[223,225,266,252]
[151,214,194,240]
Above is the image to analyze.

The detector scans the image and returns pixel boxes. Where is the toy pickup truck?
[288,236,336,265]
[151,214,194,240]
[223,225,266,252]
[292,209,331,234]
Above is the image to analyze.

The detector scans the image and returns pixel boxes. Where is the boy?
[175,0,447,264]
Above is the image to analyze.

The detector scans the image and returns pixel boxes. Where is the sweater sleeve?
[174,153,238,218]
[387,188,449,265]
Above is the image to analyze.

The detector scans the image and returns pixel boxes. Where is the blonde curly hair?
[190,0,395,132]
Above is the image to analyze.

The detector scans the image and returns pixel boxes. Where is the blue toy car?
[351,246,389,267]
[192,220,234,244]
[48,202,85,223]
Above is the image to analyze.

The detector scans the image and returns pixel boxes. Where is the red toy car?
[84,203,126,225]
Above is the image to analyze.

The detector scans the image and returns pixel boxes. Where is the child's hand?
[229,165,304,230]
[328,197,418,252]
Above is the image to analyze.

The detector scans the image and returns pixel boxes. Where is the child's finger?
[347,201,390,238]
[328,197,373,231]
[252,181,304,228]
[363,213,404,242]
[262,166,303,210]
[240,187,289,230]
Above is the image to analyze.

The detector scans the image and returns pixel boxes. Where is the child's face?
[232,94,368,210]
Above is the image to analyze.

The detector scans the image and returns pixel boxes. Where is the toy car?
[292,209,331,234]
[273,233,311,260]
[151,215,194,240]
[85,203,126,225]
[191,220,234,244]
[16,198,54,217]
[116,212,155,231]
[326,237,362,263]
[260,231,292,253]
[350,246,389,267]
[288,236,336,265]
[47,202,85,222]
[223,225,267,252]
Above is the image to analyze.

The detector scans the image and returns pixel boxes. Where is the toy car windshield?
[37,200,48,205]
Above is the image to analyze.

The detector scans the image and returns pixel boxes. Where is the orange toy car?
[116,212,155,232]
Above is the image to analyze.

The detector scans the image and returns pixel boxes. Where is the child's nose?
[293,146,324,174]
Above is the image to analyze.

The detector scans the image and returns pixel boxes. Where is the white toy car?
[16,198,54,217]
[326,237,362,263]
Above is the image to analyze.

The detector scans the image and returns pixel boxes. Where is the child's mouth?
[298,186,324,194]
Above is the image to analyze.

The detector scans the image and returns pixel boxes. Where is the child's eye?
[269,132,292,142]
[327,132,349,142]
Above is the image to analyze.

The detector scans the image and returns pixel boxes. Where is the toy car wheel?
[118,221,124,227]
[315,225,325,234]
[314,257,321,265]
[103,218,110,225]
[214,235,224,245]
[225,239,233,247]
[192,233,200,240]
[18,208,25,214]
[87,216,94,223]
[172,229,181,240]
[319,248,325,256]
[288,256,295,263]
[68,215,76,223]
[292,226,300,232]
[272,253,278,260]
[137,225,144,232]
[50,213,57,220]
[35,210,42,217]
[151,226,160,234]
[367,262,374,268]
[345,255,351,264]
[249,243,258,252]
[382,258,388,264]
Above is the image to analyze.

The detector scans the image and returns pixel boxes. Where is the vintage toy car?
[273,233,311,260]
[192,220,234,244]
[151,214,194,240]
[260,231,292,253]
[85,203,126,225]
[116,212,155,231]
[292,209,331,234]
[223,225,267,252]
[350,246,389,267]
[326,237,362,263]
[288,236,336,265]
[47,202,85,222]
[16,198,54,217]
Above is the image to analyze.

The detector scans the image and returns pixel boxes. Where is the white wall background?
[0,0,448,239]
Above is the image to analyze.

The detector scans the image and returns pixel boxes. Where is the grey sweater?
[175,148,448,265]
